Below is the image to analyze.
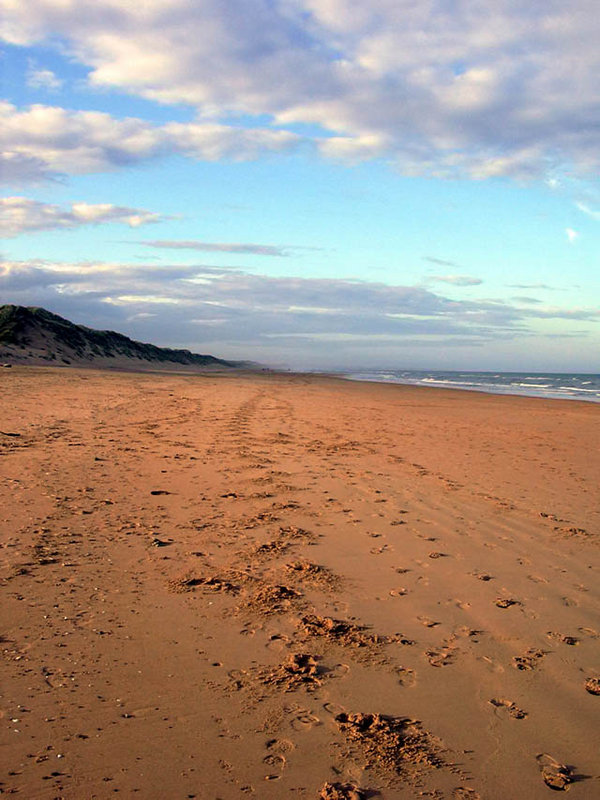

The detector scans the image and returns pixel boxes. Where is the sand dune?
[1,367,598,799]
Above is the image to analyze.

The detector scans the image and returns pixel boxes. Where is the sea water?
[339,370,600,403]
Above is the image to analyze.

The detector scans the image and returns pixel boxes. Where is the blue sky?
[1,1,598,370]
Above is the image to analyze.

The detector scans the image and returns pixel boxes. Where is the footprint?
[527,574,548,584]
[227,669,248,691]
[478,655,504,673]
[265,738,294,755]
[512,649,546,671]
[425,644,456,667]
[547,632,579,646]
[262,751,286,781]
[395,666,417,687]
[561,596,579,607]
[370,544,391,554]
[489,698,528,719]
[288,707,321,730]
[452,789,481,799]
[263,752,285,767]
[417,616,440,628]
[495,597,521,609]
[327,663,351,679]
[319,782,368,799]
[323,701,346,717]
[539,512,561,522]
[536,753,573,791]
[584,677,600,695]
[265,633,291,651]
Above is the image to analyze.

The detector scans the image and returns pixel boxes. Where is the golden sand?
[1,367,598,798]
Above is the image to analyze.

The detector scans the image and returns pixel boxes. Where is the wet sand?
[1,367,598,799]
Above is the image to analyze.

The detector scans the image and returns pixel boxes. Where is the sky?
[1,0,599,371]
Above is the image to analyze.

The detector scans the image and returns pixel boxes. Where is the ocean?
[339,370,600,403]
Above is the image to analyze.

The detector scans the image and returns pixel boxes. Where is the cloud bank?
[1,1,598,181]
[1,258,596,367]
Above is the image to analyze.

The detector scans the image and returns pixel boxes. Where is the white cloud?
[429,275,483,286]
[511,296,543,305]
[0,197,164,237]
[143,240,289,256]
[508,283,557,290]
[576,202,600,221]
[1,1,598,180]
[566,227,579,243]
[26,61,63,90]
[0,102,301,183]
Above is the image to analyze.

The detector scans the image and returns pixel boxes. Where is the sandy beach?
[1,367,598,799]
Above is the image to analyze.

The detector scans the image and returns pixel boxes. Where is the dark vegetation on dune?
[0,304,238,367]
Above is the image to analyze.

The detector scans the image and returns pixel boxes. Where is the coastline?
[336,370,600,404]
[1,367,598,799]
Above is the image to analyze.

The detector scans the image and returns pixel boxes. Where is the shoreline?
[335,371,600,404]
[1,367,598,799]
[5,362,600,405]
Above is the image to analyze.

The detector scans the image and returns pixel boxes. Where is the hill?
[0,305,237,370]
